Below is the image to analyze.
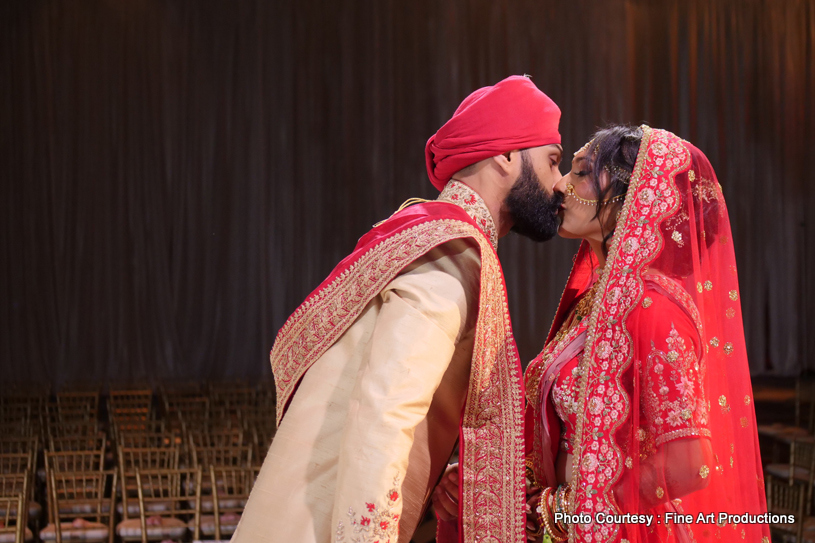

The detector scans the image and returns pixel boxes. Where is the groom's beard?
[505,156,564,242]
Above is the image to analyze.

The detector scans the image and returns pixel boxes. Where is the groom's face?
[504,146,564,242]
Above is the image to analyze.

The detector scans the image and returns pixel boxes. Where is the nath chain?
[565,183,625,207]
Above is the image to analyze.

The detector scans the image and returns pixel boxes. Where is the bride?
[434,125,769,542]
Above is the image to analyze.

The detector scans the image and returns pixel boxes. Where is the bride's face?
[554,150,617,243]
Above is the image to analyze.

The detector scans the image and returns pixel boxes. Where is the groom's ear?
[492,151,518,176]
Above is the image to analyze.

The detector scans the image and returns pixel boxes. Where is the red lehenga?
[524,127,770,542]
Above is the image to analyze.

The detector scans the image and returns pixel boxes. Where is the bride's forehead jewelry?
[574,138,595,157]
[605,163,632,184]
[565,183,625,206]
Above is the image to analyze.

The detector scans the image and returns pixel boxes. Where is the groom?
[232,75,564,543]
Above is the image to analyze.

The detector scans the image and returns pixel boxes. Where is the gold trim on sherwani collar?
[438,180,498,250]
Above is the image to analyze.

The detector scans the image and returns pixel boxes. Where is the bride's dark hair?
[582,125,643,256]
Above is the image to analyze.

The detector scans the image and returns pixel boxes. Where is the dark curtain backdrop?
[1,0,812,388]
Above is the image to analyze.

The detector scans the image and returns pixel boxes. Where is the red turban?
[425,75,562,191]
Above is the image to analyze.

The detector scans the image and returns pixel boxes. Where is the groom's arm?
[331,239,480,542]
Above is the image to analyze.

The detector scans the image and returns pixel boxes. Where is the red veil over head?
[535,127,768,542]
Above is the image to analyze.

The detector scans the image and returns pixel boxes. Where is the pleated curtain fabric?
[1,0,813,387]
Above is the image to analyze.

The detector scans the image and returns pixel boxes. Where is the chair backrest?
[108,390,153,422]
[45,449,105,474]
[56,391,99,421]
[0,436,38,456]
[0,453,32,475]
[0,469,32,535]
[210,387,258,416]
[191,444,253,469]
[0,470,31,503]
[163,395,210,419]
[0,422,35,438]
[0,465,34,521]
[0,402,31,422]
[188,428,245,449]
[49,434,106,452]
[117,432,177,450]
[118,447,179,472]
[48,469,116,543]
[789,439,815,475]
[47,420,100,439]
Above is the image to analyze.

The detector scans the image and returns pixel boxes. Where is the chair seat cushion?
[59,502,111,515]
[191,514,241,536]
[766,463,812,482]
[116,500,174,516]
[0,501,42,520]
[116,516,187,539]
[186,498,245,512]
[40,519,109,542]
[758,423,809,438]
[0,527,33,543]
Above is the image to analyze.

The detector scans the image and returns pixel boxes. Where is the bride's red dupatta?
[526,127,769,542]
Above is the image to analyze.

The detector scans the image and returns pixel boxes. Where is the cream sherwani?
[231,182,497,543]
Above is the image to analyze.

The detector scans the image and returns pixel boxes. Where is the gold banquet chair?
[759,378,815,461]
[765,439,815,490]
[0,451,40,526]
[193,466,255,541]
[0,470,33,543]
[117,447,180,518]
[765,438,815,542]
[0,487,27,543]
[40,470,116,543]
[116,467,203,543]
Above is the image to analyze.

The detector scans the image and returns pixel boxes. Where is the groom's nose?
[553,175,568,194]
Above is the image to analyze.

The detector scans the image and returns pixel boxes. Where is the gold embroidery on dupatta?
[458,228,525,543]
[569,127,693,543]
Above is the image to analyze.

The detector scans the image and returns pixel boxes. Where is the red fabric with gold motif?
[525,127,769,542]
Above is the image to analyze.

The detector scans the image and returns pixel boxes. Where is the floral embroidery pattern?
[337,476,402,543]
[643,323,711,447]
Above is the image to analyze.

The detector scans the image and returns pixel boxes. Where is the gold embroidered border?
[459,229,526,543]
[655,427,712,447]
